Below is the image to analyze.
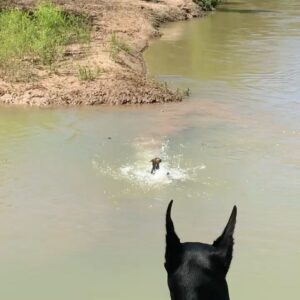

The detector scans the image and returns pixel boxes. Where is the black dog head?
[165,200,237,300]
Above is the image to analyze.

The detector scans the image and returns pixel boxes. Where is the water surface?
[0,0,300,299]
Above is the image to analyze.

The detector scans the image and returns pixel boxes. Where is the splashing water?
[93,138,206,189]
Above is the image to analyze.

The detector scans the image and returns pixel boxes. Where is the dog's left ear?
[212,206,237,274]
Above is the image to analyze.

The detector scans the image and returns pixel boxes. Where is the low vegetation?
[193,0,220,11]
[0,1,90,81]
[160,81,191,98]
[77,65,103,81]
[109,32,133,61]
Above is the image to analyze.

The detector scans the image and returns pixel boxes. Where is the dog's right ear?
[165,200,182,273]
[212,205,237,274]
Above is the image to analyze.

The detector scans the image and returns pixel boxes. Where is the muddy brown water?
[0,0,300,299]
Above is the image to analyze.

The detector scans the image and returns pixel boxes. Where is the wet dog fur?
[150,157,162,174]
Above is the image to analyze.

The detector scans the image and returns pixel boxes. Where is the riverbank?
[0,0,204,106]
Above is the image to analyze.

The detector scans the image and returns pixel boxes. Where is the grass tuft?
[109,32,133,61]
[77,65,103,81]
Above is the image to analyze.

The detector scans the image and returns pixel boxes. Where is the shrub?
[193,0,220,11]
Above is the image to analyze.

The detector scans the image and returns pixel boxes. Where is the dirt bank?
[0,0,204,106]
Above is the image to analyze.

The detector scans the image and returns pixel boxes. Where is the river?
[0,0,299,299]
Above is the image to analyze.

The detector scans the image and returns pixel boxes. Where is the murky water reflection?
[0,0,300,299]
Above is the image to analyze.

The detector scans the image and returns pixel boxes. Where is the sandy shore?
[0,0,204,106]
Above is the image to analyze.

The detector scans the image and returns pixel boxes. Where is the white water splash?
[93,138,206,188]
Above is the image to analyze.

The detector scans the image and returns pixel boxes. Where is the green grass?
[193,0,220,11]
[109,32,133,61]
[0,1,90,80]
[77,65,103,81]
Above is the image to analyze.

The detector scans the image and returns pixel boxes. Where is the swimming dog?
[165,200,237,300]
[150,157,162,174]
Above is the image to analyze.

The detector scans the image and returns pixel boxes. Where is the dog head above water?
[165,201,237,300]
[150,157,162,174]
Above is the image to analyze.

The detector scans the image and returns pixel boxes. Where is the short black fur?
[165,200,237,300]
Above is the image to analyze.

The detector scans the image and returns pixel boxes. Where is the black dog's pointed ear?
[212,205,237,274]
[165,200,182,273]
